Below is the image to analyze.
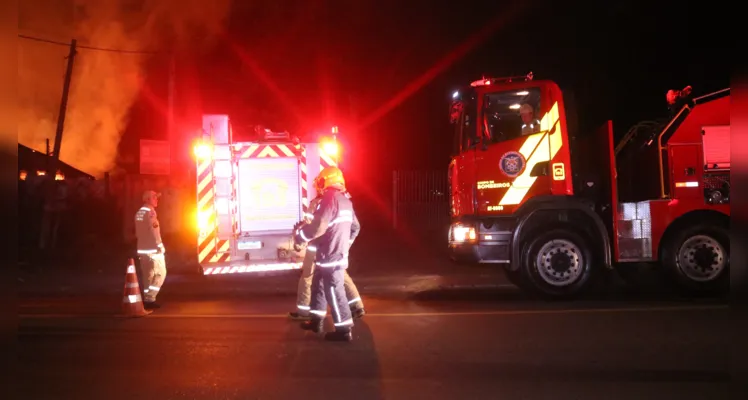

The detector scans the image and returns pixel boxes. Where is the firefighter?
[294,166,359,341]
[134,190,167,309]
[520,103,541,135]
[288,175,365,321]
[666,85,693,116]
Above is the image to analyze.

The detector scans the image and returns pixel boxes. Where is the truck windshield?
[482,87,542,144]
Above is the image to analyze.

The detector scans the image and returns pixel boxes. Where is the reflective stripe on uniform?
[326,209,353,227]
[329,286,342,323]
[316,259,348,268]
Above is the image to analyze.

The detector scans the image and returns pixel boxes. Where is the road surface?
[19,275,729,400]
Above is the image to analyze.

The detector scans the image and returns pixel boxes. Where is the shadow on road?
[268,318,384,399]
[407,285,729,305]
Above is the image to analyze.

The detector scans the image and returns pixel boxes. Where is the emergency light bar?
[261,128,291,141]
[470,72,534,87]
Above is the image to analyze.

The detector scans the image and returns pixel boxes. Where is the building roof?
[18,143,95,180]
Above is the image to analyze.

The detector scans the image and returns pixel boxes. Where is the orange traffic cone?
[121,258,152,317]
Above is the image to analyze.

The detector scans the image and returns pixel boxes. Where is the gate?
[391,170,449,233]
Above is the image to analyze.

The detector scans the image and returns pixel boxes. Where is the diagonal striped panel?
[239,144,260,158]
[298,145,308,212]
[236,144,300,158]
[276,144,296,157]
[196,157,218,265]
[203,262,303,275]
[499,102,562,206]
[209,239,231,263]
[198,229,217,263]
[256,145,279,158]
[319,151,338,168]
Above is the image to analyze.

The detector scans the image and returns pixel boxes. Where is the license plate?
[238,240,262,250]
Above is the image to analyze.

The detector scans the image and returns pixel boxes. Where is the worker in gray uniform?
[520,103,541,135]
[289,177,365,321]
[134,190,167,309]
[294,166,359,341]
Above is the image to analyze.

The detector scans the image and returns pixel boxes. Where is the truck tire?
[660,224,729,295]
[520,228,595,299]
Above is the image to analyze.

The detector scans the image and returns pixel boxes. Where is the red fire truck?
[447,73,730,298]
[193,115,342,275]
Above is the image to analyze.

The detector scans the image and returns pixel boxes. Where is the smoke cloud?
[18,0,231,178]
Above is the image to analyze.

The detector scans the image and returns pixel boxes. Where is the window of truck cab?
[450,92,478,154]
[480,87,542,145]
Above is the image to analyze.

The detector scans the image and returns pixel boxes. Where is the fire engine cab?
[194,115,342,275]
[447,73,730,298]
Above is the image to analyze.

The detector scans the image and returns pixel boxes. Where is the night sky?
[125,0,728,217]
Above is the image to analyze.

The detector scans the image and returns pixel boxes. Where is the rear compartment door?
[237,156,302,234]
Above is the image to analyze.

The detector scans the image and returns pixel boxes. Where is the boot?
[144,301,161,310]
[351,307,365,319]
[324,329,353,342]
[300,317,323,333]
[288,311,311,321]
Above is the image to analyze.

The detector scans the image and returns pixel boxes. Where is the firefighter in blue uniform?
[288,176,365,321]
[294,166,359,341]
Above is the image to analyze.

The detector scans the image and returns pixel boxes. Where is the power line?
[17,34,161,55]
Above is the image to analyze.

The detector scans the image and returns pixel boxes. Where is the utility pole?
[39,39,76,251]
[47,39,77,177]
[167,53,175,176]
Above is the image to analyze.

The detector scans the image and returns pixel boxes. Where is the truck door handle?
[685,167,695,176]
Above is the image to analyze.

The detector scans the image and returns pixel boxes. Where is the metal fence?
[392,170,449,232]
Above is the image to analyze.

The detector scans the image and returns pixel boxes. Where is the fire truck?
[447,73,730,298]
[193,115,342,275]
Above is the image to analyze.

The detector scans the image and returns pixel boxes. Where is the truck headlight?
[450,224,476,243]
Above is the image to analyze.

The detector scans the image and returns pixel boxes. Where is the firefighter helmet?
[313,173,325,193]
[315,166,345,191]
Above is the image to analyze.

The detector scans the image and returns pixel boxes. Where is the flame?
[18,0,231,178]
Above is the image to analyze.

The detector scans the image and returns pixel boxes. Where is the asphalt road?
[19,278,729,400]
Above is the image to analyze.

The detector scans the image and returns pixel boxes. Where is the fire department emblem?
[499,151,526,178]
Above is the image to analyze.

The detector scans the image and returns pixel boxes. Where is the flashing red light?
[323,141,339,157]
[470,79,492,87]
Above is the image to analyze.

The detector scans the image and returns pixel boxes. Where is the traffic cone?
[121,258,152,317]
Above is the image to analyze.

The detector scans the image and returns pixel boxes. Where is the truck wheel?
[521,228,595,299]
[660,225,729,295]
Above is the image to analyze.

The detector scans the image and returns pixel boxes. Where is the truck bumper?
[448,220,514,264]
[449,237,512,264]
[201,260,303,275]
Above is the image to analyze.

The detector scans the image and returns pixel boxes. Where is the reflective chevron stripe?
[197,156,218,264]
[500,102,563,206]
